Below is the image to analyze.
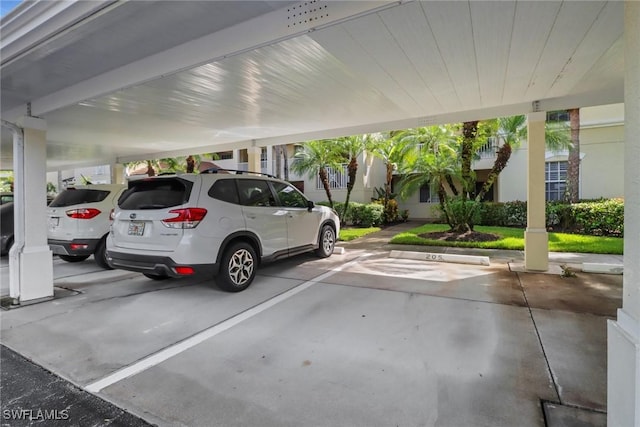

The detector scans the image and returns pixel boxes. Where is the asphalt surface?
[0,222,622,426]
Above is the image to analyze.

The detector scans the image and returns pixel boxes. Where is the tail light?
[66,208,101,219]
[162,208,207,229]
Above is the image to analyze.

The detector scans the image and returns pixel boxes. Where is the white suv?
[106,171,340,292]
[47,184,126,268]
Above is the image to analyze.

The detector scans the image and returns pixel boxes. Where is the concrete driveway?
[0,233,621,426]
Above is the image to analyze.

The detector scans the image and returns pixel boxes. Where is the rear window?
[118,178,193,210]
[49,189,110,207]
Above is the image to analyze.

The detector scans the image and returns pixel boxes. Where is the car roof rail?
[200,167,276,178]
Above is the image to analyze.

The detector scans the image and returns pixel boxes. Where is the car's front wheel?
[315,224,335,258]
[59,254,90,262]
[217,242,257,292]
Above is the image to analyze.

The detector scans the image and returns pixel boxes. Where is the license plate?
[128,221,145,236]
[48,217,59,228]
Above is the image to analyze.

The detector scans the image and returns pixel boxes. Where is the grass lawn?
[390,223,623,254]
[339,227,381,242]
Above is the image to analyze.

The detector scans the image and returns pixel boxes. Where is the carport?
[0,1,638,424]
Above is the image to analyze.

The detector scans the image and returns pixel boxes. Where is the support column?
[524,111,548,271]
[10,116,53,303]
[112,163,125,184]
[247,146,261,173]
[608,2,640,425]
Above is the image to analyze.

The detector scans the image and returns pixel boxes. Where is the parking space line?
[85,253,371,393]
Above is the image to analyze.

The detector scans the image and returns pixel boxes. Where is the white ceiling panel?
[470,1,516,107]
[524,1,607,100]
[420,1,481,108]
[0,0,627,170]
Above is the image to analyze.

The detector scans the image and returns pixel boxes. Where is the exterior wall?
[498,103,624,202]
[288,151,386,206]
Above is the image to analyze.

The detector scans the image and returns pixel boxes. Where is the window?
[545,161,567,201]
[50,189,110,207]
[208,179,239,205]
[237,179,276,207]
[271,182,309,208]
[419,183,439,203]
[546,110,569,123]
[118,178,192,209]
[215,151,234,160]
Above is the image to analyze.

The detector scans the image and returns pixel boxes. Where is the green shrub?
[474,198,623,238]
[384,198,400,223]
[572,198,624,236]
[352,203,384,227]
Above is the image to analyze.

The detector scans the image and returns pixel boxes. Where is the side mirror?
[307,200,314,212]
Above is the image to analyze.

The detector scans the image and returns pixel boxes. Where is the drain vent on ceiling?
[287,1,329,28]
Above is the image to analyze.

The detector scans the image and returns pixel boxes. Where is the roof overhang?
[0,0,625,170]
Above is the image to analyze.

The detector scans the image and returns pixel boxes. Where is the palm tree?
[475,114,571,203]
[290,139,343,208]
[397,126,460,226]
[567,108,580,202]
[369,131,416,210]
[337,134,375,222]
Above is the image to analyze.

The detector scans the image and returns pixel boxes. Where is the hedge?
[317,201,384,227]
[477,199,624,237]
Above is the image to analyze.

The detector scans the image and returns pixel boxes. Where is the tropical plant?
[337,134,376,222]
[291,139,343,208]
[369,131,416,216]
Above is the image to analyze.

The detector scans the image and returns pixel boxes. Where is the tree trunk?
[461,121,478,200]
[342,156,358,223]
[274,146,282,179]
[186,155,195,173]
[475,143,512,203]
[283,146,289,181]
[445,175,459,196]
[318,167,334,208]
[567,108,580,203]
[384,162,394,209]
[146,161,156,177]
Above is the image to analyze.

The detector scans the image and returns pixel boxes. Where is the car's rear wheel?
[315,224,335,258]
[143,273,170,281]
[217,242,257,292]
[59,254,90,262]
[94,237,113,270]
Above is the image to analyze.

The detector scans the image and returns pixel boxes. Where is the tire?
[59,254,90,262]
[94,237,113,270]
[1,237,13,257]
[143,273,170,281]
[315,224,335,258]
[216,242,257,292]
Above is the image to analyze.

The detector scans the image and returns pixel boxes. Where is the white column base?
[608,309,640,426]
[19,246,54,302]
[524,228,548,271]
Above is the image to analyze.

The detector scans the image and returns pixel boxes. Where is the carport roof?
[0,0,624,170]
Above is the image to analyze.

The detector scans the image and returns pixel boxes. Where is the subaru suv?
[106,170,339,292]
[48,184,126,268]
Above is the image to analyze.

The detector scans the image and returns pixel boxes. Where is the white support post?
[524,111,549,271]
[608,2,640,425]
[247,146,261,173]
[10,116,53,303]
[112,163,125,184]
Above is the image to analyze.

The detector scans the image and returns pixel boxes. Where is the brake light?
[66,208,101,219]
[174,266,195,275]
[162,208,207,229]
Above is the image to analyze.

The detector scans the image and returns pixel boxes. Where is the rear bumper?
[107,250,218,278]
[49,238,100,256]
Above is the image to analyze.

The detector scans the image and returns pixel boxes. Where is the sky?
[1,0,22,18]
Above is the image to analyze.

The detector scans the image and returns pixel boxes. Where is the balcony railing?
[316,164,349,190]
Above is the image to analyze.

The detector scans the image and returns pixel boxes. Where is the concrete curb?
[389,250,490,266]
[582,263,624,275]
